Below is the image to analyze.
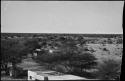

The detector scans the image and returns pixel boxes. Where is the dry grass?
[87,44,123,59]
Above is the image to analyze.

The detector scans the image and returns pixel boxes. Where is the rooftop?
[29,70,87,80]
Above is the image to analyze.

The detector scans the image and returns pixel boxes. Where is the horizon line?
[1,32,123,34]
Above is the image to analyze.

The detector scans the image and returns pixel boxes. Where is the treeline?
[1,33,123,38]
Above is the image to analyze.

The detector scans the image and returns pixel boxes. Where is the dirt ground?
[1,74,27,80]
[87,44,123,62]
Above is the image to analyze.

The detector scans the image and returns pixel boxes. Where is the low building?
[28,69,87,80]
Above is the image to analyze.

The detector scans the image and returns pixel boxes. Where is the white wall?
[36,75,44,80]
[28,70,88,80]
[28,70,37,80]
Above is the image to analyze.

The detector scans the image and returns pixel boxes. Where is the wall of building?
[28,70,37,80]
[28,70,87,80]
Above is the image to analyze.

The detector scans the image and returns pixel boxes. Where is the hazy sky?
[1,1,124,34]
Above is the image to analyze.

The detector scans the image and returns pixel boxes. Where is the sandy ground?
[87,44,123,61]
[1,74,27,80]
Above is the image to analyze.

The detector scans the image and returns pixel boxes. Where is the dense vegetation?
[95,56,121,80]
[1,33,122,80]
[35,38,97,78]
[1,38,40,75]
[1,33,123,39]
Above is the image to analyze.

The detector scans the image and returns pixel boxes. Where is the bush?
[103,48,108,51]
[95,56,122,80]
[36,52,72,63]
[53,65,69,73]
[69,52,97,70]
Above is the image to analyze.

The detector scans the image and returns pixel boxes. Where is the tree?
[69,52,97,72]
[24,38,41,53]
[95,56,121,80]
[1,39,24,75]
[1,39,21,63]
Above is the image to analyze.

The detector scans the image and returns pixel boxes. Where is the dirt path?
[1,73,27,80]
[1,57,46,80]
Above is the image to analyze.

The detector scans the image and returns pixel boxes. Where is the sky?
[1,1,124,34]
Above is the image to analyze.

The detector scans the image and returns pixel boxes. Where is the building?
[28,69,87,80]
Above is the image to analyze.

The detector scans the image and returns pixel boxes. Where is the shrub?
[54,65,69,73]
[95,56,122,80]
[67,52,97,79]
[103,48,108,51]
[69,52,97,70]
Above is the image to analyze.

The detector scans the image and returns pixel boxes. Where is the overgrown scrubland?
[1,33,123,80]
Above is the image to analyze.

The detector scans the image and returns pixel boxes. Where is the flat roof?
[28,70,87,80]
